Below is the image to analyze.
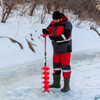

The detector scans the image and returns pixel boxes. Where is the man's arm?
[42,23,52,34]
[55,21,72,43]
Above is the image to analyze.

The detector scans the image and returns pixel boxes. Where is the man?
[42,11,72,92]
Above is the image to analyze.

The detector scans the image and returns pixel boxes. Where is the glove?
[49,36,55,40]
[42,29,49,34]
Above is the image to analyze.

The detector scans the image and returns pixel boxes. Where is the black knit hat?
[52,11,62,20]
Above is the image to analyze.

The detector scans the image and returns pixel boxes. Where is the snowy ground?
[0,6,100,100]
[0,8,100,69]
[0,51,100,100]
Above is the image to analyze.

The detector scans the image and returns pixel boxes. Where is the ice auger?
[40,34,50,92]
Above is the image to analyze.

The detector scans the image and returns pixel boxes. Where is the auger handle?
[40,34,50,66]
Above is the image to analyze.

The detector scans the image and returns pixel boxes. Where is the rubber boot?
[49,74,61,88]
[61,77,70,92]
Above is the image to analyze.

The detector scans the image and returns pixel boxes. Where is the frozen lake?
[0,51,100,100]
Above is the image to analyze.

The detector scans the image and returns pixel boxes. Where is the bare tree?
[53,0,61,11]
[29,0,38,16]
[1,0,16,23]
[0,0,100,24]
[46,1,52,14]
[41,5,47,24]
[66,0,100,23]
[20,3,31,16]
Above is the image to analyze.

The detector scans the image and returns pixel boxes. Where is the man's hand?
[49,36,55,40]
[42,29,49,34]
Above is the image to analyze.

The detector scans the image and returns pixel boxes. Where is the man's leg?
[53,52,61,75]
[61,52,71,92]
[49,52,61,88]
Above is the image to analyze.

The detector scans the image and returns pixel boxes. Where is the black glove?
[42,29,49,34]
[49,36,55,40]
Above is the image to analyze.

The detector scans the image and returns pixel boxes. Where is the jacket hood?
[61,13,68,21]
[51,13,68,25]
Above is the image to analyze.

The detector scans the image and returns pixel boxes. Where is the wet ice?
[0,52,100,100]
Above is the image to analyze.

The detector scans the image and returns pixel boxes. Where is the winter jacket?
[47,13,72,54]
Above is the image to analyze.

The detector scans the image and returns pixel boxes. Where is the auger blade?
[41,66,50,71]
[43,90,50,92]
[42,81,50,84]
[42,85,49,89]
[41,76,50,80]
[41,72,50,75]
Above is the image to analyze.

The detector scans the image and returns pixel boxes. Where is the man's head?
[52,11,62,24]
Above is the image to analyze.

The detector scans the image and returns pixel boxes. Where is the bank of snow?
[0,9,100,69]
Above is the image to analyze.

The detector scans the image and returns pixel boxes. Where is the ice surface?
[0,52,100,100]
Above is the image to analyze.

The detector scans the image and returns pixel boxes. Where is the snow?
[0,6,100,100]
